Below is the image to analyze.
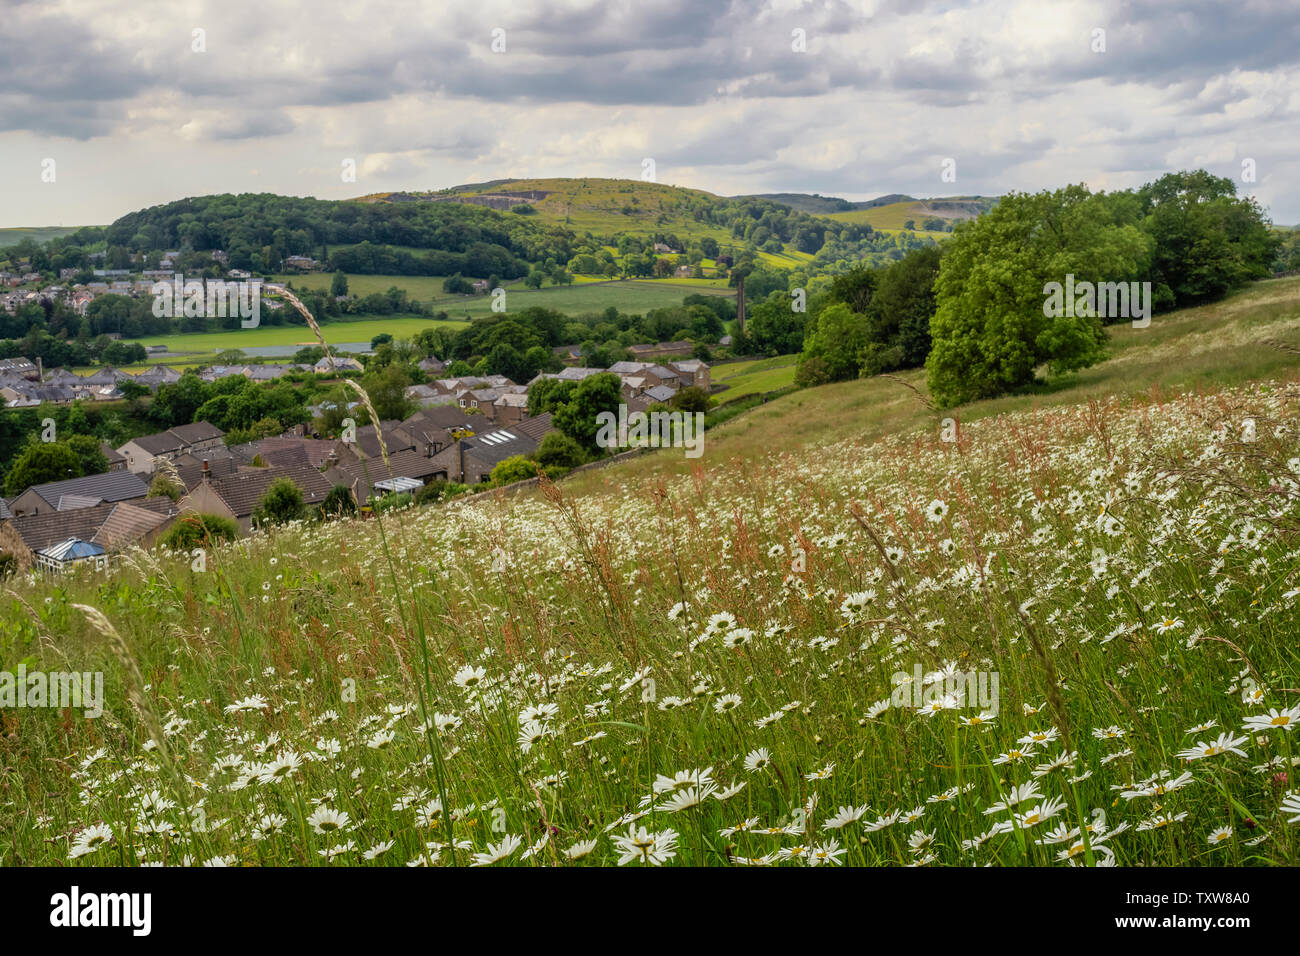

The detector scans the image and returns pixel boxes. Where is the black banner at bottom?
[3,865,1278,942]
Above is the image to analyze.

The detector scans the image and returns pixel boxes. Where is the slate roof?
[459,427,544,472]
[176,456,239,490]
[204,463,333,517]
[25,471,149,510]
[122,421,224,457]
[401,405,478,433]
[509,413,554,443]
[352,422,413,459]
[169,421,224,444]
[91,502,173,550]
[7,497,177,553]
[335,449,447,500]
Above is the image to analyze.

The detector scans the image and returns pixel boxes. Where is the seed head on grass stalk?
[72,604,172,770]
[71,601,205,855]
[338,370,457,859]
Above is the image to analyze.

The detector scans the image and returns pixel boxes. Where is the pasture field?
[712,355,799,402]
[274,273,456,301]
[279,274,734,319]
[126,315,469,360]
[431,177,741,243]
[423,278,734,319]
[3,277,1299,867]
[0,226,92,248]
[826,202,957,239]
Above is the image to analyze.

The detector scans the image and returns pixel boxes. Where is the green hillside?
[0,226,94,248]
[4,276,1298,867]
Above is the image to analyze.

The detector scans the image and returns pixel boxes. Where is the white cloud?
[0,0,1296,224]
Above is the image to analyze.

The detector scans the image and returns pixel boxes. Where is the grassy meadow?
[3,278,1300,867]
[280,274,734,318]
[0,226,93,249]
[125,315,470,361]
[121,275,734,364]
[712,355,799,402]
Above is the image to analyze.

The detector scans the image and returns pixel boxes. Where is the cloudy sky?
[3,0,1298,227]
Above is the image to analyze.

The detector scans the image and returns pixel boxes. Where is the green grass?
[279,273,734,319]
[826,201,965,239]
[426,177,739,243]
[273,273,455,301]
[358,177,818,262]
[126,315,469,359]
[755,249,815,270]
[429,279,733,319]
[596,276,1300,489]
[712,355,799,402]
[0,226,94,248]
[5,276,1300,868]
[123,274,737,362]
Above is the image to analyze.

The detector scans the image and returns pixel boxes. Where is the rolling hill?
[355,178,997,245]
[7,275,1298,867]
[0,225,94,248]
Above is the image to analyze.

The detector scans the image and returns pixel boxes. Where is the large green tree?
[552,372,623,453]
[1137,170,1279,309]
[253,477,306,527]
[798,303,871,383]
[925,185,1151,406]
[861,245,942,374]
[65,434,109,478]
[4,440,83,495]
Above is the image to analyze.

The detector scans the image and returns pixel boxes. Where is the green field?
[6,276,1300,868]
[0,225,94,248]
[127,314,469,360]
[755,248,816,270]
[712,355,799,402]
[827,200,960,237]
[367,177,740,244]
[281,274,735,320]
[274,273,454,300]
[124,275,737,361]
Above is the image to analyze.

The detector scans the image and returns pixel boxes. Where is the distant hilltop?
[353,177,997,234]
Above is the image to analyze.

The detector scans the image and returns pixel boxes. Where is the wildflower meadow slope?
[3,373,1300,866]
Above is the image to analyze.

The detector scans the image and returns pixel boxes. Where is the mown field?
[125,315,470,360]
[826,201,951,238]
[121,275,736,363]
[279,274,735,320]
[712,355,799,402]
[3,277,1299,867]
